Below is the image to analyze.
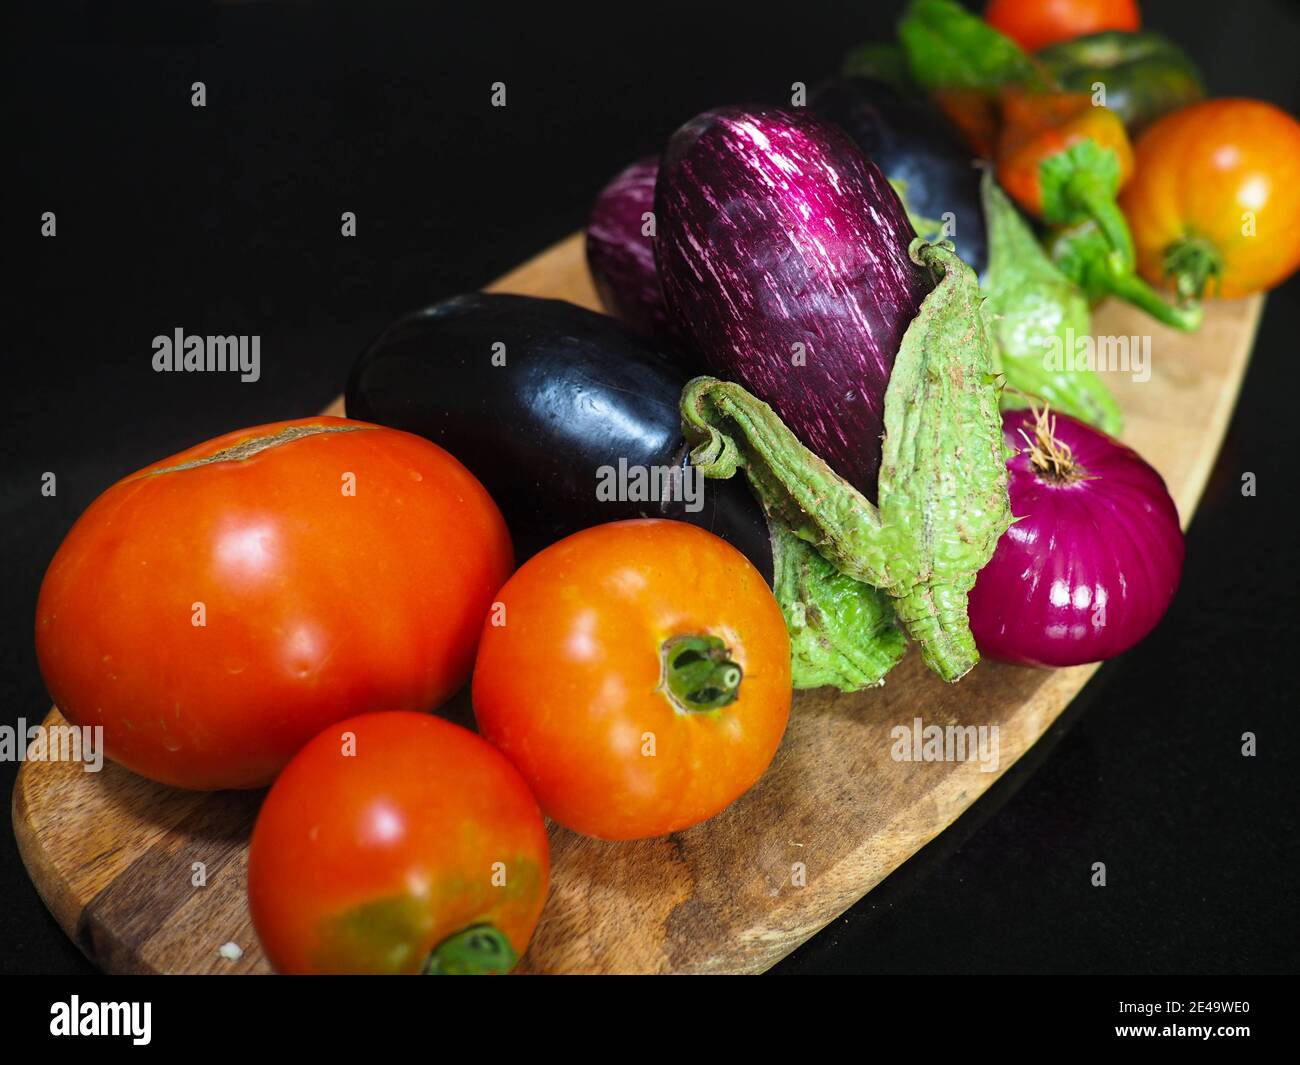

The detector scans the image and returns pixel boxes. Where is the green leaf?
[980,170,1123,435]
[898,0,1043,92]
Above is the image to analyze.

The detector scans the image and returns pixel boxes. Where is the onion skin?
[656,105,933,502]
[969,409,1184,667]
[585,156,669,340]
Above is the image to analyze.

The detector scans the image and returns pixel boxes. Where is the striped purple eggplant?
[585,156,670,340]
[656,105,932,501]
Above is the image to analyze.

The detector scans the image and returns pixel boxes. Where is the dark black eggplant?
[346,293,907,692]
[345,293,772,578]
[812,76,988,277]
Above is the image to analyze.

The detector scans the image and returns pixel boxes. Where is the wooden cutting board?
[12,233,1262,974]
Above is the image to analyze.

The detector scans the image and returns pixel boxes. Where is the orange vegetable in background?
[36,417,513,790]
[985,0,1140,53]
[1120,98,1300,299]
[473,519,792,841]
[996,88,1134,244]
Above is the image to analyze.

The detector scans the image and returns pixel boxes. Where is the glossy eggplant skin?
[345,293,773,580]
[656,105,932,502]
[812,76,988,277]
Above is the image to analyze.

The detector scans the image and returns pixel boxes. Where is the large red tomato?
[249,711,550,975]
[36,417,512,789]
[473,519,791,841]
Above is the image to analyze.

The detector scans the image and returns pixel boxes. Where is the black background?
[2,0,1297,976]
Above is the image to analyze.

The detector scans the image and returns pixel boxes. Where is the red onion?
[584,156,670,340]
[968,407,1184,667]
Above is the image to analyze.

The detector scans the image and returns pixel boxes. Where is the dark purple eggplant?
[346,293,907,692]
[345,293,770,576]
[656,105,933,502]
[812,76,988,276]
[585,157,669,340]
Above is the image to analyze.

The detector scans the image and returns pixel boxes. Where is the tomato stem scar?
[422,924,518,975]
[660,634,743,713]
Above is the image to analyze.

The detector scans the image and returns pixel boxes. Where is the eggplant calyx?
[660,635,743,712]
[770,520,907,691]
[422,924,517,975]
[682,240,1011,684]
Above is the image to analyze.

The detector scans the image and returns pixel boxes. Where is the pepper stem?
[1067,174,1135,266]
[1102,263,1204,332]
[1163,234,1224,301]
[422,924,518,975]
[660,634,742,712]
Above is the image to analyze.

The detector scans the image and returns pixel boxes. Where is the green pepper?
[1036,31,1205,135]
[980,170,1123,435]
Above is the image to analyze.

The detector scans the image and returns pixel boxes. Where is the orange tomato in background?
[473,519,792,841]
[985,0,1140,53]
[248,711,549,974]
[35,417,512,790]
[1120,98,1300,299]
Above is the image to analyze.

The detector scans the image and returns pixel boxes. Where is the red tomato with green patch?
[248,711,549,974]
[35,417,512,790]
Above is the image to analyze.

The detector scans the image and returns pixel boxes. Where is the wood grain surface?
[12,233,1263,974]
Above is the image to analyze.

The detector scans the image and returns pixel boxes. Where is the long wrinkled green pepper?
[682,240,1012,683]
[980,170,1124,435]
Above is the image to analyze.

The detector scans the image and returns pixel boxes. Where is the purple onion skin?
[969,410,1185,668]
[656,106,933,501]
[585,156,672,340]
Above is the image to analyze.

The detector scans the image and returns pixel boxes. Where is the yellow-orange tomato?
[36,417,512,790]
[1120,99,1300,299]
[473,519,791,841]
[249,711,549,975]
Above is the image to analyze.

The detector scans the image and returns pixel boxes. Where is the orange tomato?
[36,417,512,789]
[472,519,791,841]
[985,0,1140,53]
[249,711,549,974]
[1120,98,1300,299]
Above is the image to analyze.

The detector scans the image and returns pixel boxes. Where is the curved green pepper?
[980,170,1123,435]
[1036,30,1205,135]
